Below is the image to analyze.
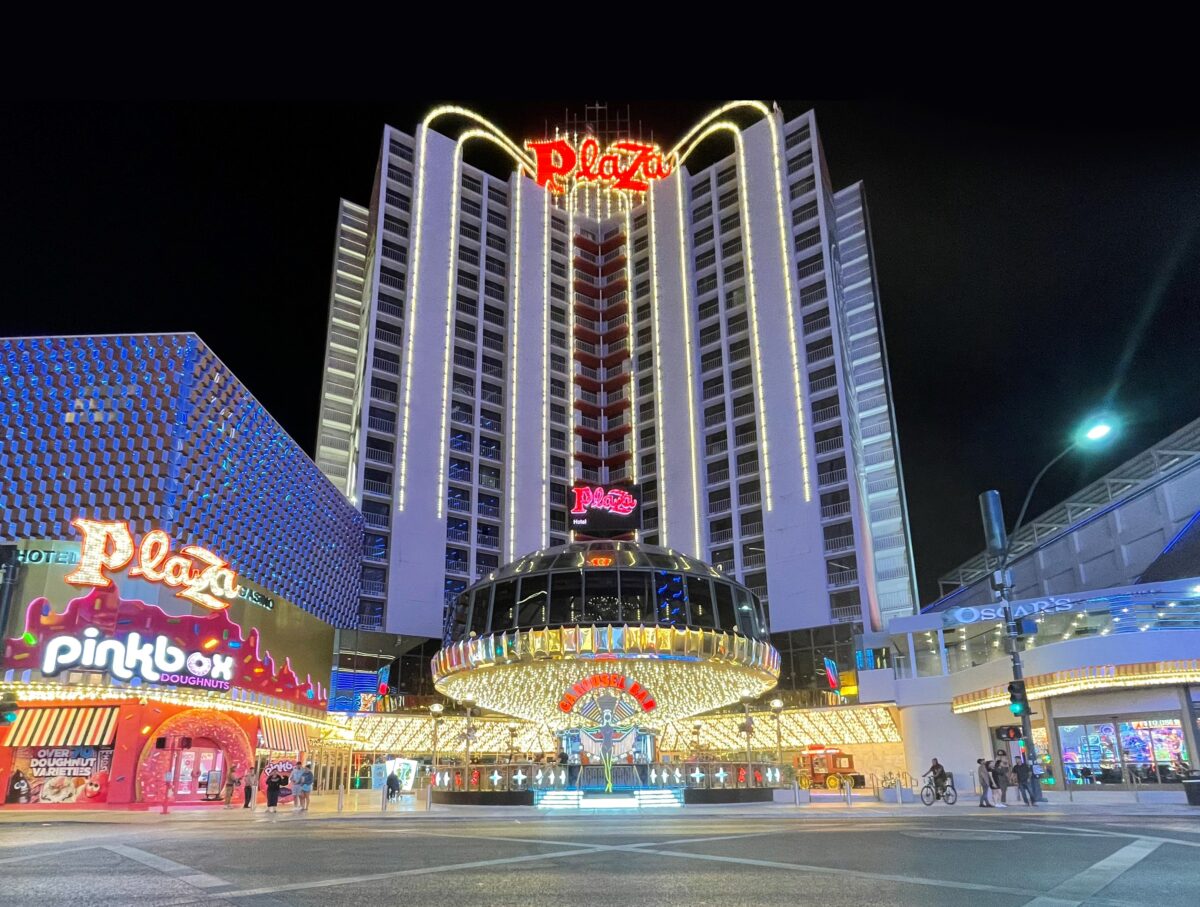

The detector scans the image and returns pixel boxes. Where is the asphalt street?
[2,809,1199,906]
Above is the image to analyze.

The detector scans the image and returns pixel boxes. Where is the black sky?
[2,101,1197,603]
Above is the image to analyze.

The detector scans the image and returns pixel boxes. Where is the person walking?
[243,766,257,809]
[265,770,285,814]
[994,749,1012,805]
[222,765,241,809]
[386,771,400,802]
[988,759,1007,808]
[299,762,315,812]
[289,762,305,812]
[977,758,993,807]
[1013,757,1037,806]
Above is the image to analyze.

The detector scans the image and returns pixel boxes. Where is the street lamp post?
[770,698,784,766]
[739,690,755,785]
[978,413,1117,803]
[429,702,443,782]
[462,696,476,780]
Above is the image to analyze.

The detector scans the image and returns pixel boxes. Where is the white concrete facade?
[315,105,919,638]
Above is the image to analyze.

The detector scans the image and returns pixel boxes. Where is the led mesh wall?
[0,334,362,627]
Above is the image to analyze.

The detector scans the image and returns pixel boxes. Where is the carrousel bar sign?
[558,673,656,713]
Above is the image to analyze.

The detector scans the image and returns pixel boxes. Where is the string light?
[673,171,705,556]
[432,624,779,727]
[506,176,523,560]
[952,659,1200,714]
[648,189,671,540]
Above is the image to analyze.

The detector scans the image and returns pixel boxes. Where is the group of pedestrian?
[977,749,1037,807]
[220,761,314,814]
[220,765,259,810]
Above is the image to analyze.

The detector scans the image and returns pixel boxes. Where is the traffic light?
[1007,680,1029,717]
[180,737,193,750]
[995,726,1022,741]
[1,692,17,727]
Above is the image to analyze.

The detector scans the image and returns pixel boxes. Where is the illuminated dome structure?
[432,541,780,732]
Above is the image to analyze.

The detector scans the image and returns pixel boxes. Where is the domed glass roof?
[447,540,768,642]
[478,540,732,584]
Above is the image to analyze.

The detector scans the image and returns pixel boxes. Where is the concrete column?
[1178,686,1200,771]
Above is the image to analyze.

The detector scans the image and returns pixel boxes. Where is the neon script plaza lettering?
[42,627,234,687]
[559,673,656,713]
[64,518,238,612]
[526,138,675,195]
[571,486,638,516]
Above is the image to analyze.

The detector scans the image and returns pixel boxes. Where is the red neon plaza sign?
[526,138,675,195]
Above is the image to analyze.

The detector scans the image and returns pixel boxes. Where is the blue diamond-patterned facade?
[0,333,362,627]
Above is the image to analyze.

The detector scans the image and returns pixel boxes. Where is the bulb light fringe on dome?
[432,624,779,728]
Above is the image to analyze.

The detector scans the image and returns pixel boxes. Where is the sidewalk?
[1,789,1196,824]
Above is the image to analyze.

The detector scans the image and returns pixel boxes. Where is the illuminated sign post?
[526,138,675,195]
[570,484,641,536]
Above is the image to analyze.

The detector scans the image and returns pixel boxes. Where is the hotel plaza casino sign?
[2,519,332,708]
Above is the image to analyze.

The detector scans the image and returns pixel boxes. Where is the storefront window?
[515,575,547,627]
[713,582,737,632]
[583,571,620,623]
[914,630,944,677]
[618,571,650,623]
[488,581,514,632]
[548,571,583,625]
[1057,715,1189,784]
[655,571,686,624]
[685,576,716,628]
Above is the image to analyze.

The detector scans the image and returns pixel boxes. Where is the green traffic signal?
[1007,680,1029,717]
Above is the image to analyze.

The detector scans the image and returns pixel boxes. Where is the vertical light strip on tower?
[541,186,551,549]
[398,107,534,513]
[623,198,636,485]
[674,171,705,557]
[506,177,523,561]
[433,137,468,521]
[397,123,431,511]
[647,187,670,542]
[756,103,812,502]
[566,190,577,542]
[678,121,773,511]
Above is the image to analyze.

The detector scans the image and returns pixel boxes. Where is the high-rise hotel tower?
[316,102,917,640]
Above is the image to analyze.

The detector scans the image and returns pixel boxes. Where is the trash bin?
[1183,779,1200,806]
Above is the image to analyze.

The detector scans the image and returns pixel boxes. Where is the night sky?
[3,101,1198,603]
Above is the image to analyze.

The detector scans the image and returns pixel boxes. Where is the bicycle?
[920,778,957,805]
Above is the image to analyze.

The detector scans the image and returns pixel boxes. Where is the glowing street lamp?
[770,698,785,765]
[978,409,1119,803]
[739,690,755,784]
[429,702,444,780]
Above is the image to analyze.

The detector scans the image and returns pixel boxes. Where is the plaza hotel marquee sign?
[526,138,675,195]
[65,518,241,612]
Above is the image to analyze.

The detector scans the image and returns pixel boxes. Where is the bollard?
[844,778,853,807]
[381,782,388,813]
[337,785,345,812]
[894,779,903,805]
[425,781,433,811]
[792,779,800,806]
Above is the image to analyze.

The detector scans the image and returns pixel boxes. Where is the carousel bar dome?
[434,541,779,727]
[445,540,769,643]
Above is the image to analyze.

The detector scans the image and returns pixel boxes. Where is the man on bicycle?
[923,758,948,799]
